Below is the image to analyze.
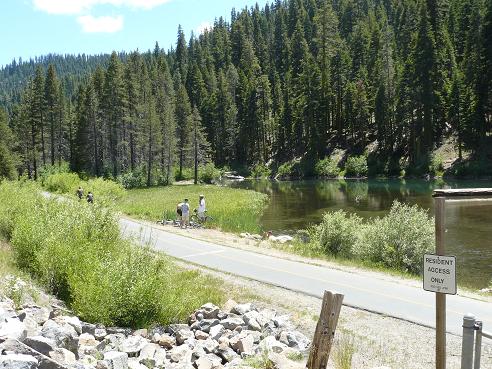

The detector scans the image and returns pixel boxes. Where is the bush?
[354,201,433,274]
[430,154,444,176]
[85,177,126,203]
[315,158,340,178]
[43,172,80,194]
[311,200,434,274]
[117,170,146,189]
[344,155,368,177]
[199,163,221,184]
[0,181,224,327]
[250,163,272,179]
[313,210,362,257]
[38,162,70,185]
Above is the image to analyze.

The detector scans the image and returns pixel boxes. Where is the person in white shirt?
[181,199,190,228]
[197,195,206,221]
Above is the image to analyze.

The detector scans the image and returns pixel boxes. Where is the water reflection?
[229,179,492,289]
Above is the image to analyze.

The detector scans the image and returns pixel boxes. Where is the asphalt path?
[121,218,491,336]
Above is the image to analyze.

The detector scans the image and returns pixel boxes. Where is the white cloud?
[33,0,171,15]
[77,15,124,33]
[196,21,212,35]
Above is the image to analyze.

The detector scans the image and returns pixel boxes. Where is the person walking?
[87,191,94,204]
[181,198,190,228]
[76,186,84,201]
[197,194,206,221]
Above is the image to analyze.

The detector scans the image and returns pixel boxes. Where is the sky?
[0,0,264,67]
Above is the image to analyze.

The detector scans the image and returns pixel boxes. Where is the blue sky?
[0,0,264,67]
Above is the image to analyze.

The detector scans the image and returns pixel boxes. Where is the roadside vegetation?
[287,201,434,275]
[117,184,268,233]
[0,180,224,327]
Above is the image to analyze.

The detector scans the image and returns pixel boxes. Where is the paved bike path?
[120,218,492,336]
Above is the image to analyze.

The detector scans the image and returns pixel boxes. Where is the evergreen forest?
[1,0,492,183]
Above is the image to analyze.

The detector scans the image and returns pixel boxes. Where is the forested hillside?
[1,0,492,182]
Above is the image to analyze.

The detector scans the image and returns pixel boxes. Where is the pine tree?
[175,83,192,179]
[0,108,17,179]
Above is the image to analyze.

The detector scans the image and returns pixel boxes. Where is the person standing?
[176,201,184,224]
[197,194,206,221]
[181,198,190,228]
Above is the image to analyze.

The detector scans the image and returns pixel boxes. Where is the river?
[228,179,492,289]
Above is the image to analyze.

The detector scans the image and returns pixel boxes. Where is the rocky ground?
[0,276,312,369]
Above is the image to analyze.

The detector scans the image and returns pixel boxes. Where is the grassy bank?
[117,185,268,233]
[0,180,225,327]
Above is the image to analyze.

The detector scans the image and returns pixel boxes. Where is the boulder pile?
[0,294,310,369]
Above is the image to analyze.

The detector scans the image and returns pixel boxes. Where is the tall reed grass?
[117,185,268,233]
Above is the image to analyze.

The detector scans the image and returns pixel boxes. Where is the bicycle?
[190,209,214,228]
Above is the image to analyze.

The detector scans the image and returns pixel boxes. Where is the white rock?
[176,329,194,345]
[55,315,82,335]
[0,353,38,369]
[235,334,255,355]
[208,324,225,341]
[49,347,77,365]
[18,306,51,325]
[157,333,175,349]
[200,338,219,354]
[0,317,27,341]
[79,333,98,347]
[104,351,128,369]
[139,343,158,360]
[231,303,255,315]
[41,319,79,353]
[128,358,147,369]
[94,328,107,340]
[257,336,289,354]
[278,331,310,351]
[120,335,148,356]
[169,344,192,363]
[221,300,237,314]
[195,330,209,340]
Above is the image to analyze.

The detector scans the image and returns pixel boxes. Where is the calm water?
[229,179,492,289]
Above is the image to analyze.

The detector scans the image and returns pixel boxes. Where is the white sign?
[423,254,457,295]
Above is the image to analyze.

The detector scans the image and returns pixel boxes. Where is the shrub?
[354,201,434,274]
[0,181,224,327]
[85,177,126,203]
[117,170,146,189]
[315,158,340,178]
[311,200,434,274]
[313,210,363,258]
[39,162,70,185]
[43,172,80,194]
[344,155,368,177]
[430,153,444,176]
[199,163,221,184]
[250,163,272,179]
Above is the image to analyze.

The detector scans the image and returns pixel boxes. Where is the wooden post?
[435,197,446,369]
[307,290,344,369]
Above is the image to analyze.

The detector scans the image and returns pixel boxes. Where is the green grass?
[0,180,226,327]
[116,184,268,233]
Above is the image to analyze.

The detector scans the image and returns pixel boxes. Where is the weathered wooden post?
[307,290,344,369]
[435,196,446,369]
